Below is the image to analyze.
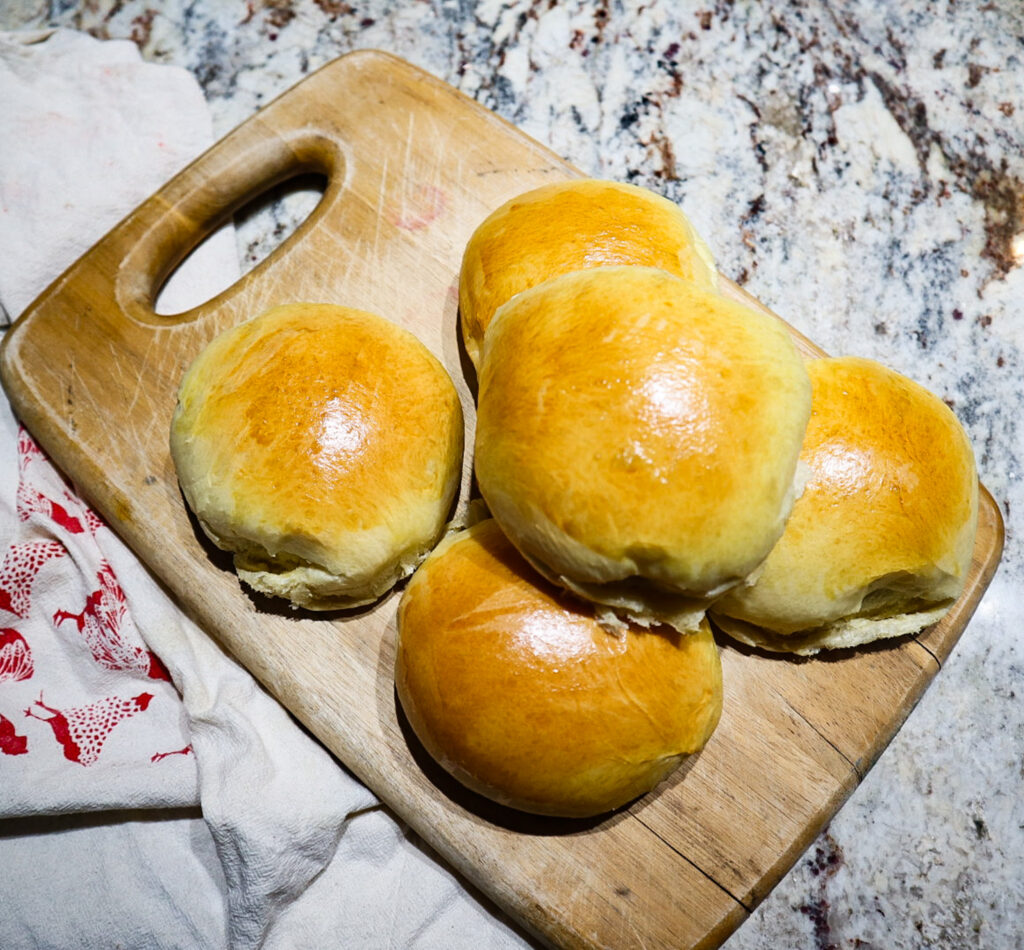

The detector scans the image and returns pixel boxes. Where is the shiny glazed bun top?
[710,356,978,654]
[395,519,723,818]
[458,178,718,368]
[170,303,463,610]
[473,266,813,632]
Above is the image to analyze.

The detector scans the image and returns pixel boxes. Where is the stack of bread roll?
[170,179,978,819]
[397,178,978,817]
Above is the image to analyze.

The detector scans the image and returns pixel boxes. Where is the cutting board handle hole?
[153,172,328,316]
[234,171,328,280]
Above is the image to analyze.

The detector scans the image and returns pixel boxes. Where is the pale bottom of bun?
[470,504,716,632]
[483,461,808,635]
[496,512,755,635]
[710,600,954,656]
[536,561,719,635]
[519,537,768,635]
[214,530,430,611]
[235,554,412,610]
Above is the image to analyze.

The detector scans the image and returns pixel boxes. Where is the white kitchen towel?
[0,28,238,323]
[0,807,230,949]
[0,25,234,815]
[0,27,528,950]
[0,394,198,815]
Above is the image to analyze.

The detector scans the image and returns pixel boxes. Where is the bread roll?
[170,303,463,609]
[474,266,812,632]
[458,178,717,368]
[395,519,723,818]
[709,356,978,654]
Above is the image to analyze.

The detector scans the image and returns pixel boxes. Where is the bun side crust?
[458,179,717,367]
[395,520,723,818]
[474,267,812,630]
[170,303,463,609]
[712,603,955,656]
[709,356,979,652]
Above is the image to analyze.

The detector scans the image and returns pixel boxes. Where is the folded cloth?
[0,807,230,950]
[0,28,238,323]
[0,28,527,950]
[0,25,229,816]
[0,394,199,815]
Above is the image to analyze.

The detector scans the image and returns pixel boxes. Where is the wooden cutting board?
[0,50,1004,950]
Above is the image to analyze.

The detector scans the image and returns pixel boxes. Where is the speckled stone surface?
[3,2,1022,948]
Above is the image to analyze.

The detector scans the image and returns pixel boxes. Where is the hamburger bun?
[395,519,723,818]
[170,302,463,610]
[458,178,717,368]
[473,266,813,632]
[709,356,978,654]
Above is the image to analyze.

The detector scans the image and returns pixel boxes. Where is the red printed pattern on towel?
[53,563,170,681]
[151,744,193,763]
[17,481,85,534]
[15,425,103,534]
[25,692,153,766]
[0,712,29,756]
[1,427,170,768]
[3,427,169,682]
[0,540,66,619]
[0,628,33,682]
[16,426,83,533]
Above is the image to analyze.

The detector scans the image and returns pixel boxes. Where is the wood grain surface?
[0,50,1004,950]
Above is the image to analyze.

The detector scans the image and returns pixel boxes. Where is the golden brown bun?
[170,303,463,609]
[710,356,978,654]
[474,266,812,632]
[395,519,723,818]
[458,179,717,368]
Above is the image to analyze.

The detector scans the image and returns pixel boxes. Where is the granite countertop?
[3,1,1022,947]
